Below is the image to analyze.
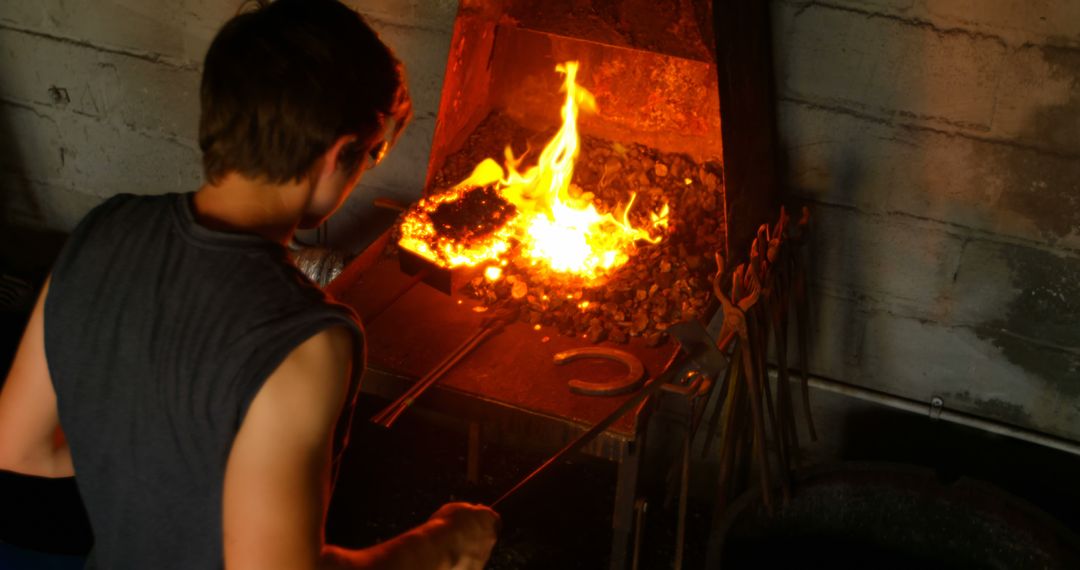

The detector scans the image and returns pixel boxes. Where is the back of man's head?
[199,0,411,185]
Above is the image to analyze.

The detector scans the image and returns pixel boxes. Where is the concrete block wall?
[1,0,1077,445]
[0,0,457,244]
[771,0,1080,441]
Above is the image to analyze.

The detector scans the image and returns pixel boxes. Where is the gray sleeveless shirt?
[44,193,364,569]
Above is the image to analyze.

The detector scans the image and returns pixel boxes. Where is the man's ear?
[319,135,360,179]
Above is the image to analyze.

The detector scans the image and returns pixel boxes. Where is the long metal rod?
[372,319,504,427]
[491,347,688,509]
[771,368,1080,457]
[492,329,736,510]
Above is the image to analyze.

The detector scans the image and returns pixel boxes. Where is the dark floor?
[325,397,713,569]
[325,395,1080,569]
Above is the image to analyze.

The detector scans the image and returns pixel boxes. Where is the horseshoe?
[553,347,646,396]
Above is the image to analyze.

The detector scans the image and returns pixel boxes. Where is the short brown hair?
[198,0,411,184]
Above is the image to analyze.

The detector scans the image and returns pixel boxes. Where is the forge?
[5,0,1080,567]
[326,1,781,567]
[334,0,777,375]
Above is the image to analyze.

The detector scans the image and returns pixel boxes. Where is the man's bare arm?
[222,326,498,570]
[0,278,74,478]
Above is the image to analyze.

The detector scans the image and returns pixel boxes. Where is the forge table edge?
[332,256,680,460]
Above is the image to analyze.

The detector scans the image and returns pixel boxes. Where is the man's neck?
[192,173,313,244]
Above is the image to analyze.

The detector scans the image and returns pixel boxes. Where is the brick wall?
[0,0,456,243]
[772,0,1080,440]
[1,1,1077,442]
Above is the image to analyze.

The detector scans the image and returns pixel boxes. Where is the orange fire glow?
[399,61,670,282]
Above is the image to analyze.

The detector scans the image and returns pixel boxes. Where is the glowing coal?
[398,62,669,284]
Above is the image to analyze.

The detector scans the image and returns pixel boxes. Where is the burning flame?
[399,61,669,282]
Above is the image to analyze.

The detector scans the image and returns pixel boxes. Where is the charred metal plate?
[397,247,482,296]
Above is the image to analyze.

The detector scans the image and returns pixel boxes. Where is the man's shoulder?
[50,193,172,278]
[82,192,170,225]
[65,193,174,249]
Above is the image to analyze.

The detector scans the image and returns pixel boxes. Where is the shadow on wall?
[806,144,865,380]
[769,4,940,389]
[0,80,69,278]
[0,78,35,227]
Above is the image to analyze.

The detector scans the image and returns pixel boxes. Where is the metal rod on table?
[371,329,487,427]
[371,316,509,428]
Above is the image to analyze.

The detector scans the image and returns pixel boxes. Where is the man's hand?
[427,503,500,570]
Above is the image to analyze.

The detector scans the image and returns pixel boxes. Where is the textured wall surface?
[771,0,1080,441]
[1,1,1078,442]
[0,0,456,247]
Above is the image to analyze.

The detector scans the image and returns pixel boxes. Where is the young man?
[0,1,499,568]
